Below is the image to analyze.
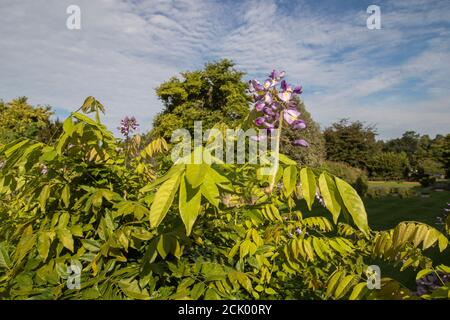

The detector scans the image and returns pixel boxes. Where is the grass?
[364,190,449,230]
[368,180,420,189]
[295,181,449,290]
[364,190,450,290]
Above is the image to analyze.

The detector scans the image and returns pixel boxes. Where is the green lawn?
[368,180,420,189]
[296,184,449,290]
[364,190,450,290]
[364,190,449,230]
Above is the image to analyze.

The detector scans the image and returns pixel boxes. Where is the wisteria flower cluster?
[118,116,139,137]
[249,70,309,147]
[414,271,450,296]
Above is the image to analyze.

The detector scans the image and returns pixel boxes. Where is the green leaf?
[61,184,70,208]
[190,283,206,299]
[63,117,75,135]
[278,153,297,165]
[81,239,101,252]
[140,165,185,193]
[240,240,252,259]
[37,232,51,260]
[326,270,344,298]
[58,212,70,229]
[39,185,51,212]
[283,165,297,196]
[349,282,368,300]
[200,170,220,207]
[204,288,220,300]
[4,139,29,157]
[438,234,448,252]
[265,287,276,295]
[149,169,182,228]
[416,268,433,280]
[13,225,35,265]
[57,228,74,252]
[179,175,202,236]
[185,163,207,188]
[334,275,358,299]
[300,168,316,210]
[0,243,11,269]
[118,280,150,300]
[335,177,370,235]
[318,173,342,223]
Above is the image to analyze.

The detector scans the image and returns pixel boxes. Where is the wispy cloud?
[0,0,449,139]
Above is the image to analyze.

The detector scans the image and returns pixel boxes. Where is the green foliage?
[383,132,450,179]
[321,161,368,197]
[366,186,417,199]
[150,60,251,140]
[324,119,379,170]
[280,98,325,167]
[417,158,445,178]
[0,97,62,145]
[368,152,410,180]
[419,176,437,188]
[0,97,448,300]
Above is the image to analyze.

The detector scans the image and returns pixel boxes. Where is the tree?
[429,134,450,178]
[150,59,251,139]
[383,131,424,168]
[384,132,450,178]
[280,97,325,167]
[323,119,379,170]
[368,151,410,180]
[0,97,62,145]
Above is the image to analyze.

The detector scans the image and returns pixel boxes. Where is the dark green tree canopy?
[323,119,379,170]
[280,97,325,167]
[0,97,61,145]
[151,59,251,139]
[367,151,410,180]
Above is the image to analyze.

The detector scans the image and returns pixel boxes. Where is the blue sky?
[0,0,449,139]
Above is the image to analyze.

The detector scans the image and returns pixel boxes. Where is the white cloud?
[0,0,449,139]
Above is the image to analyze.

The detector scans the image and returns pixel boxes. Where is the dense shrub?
[419,175,437,188]
[0,71,448,300]
[366,186,417,199]
[0,97,62,145]
[324,119,379,170]
[367,152,410,180]
[417,158,445,178]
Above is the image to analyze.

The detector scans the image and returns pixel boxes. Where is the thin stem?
[268,110,284,193]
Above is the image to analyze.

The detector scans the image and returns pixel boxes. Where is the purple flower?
[293,85,303,94]
[263,107,275,116]
[255,117,265,126]
[292,119,306,130]
[278,91,292,102]
[118,116,139,137]
[295,227,302,235]
[264,92,273,104]
[249,70,309,147]
[255,102,265,112]
[270,70,285,80]
[250,80,264,92]
[284,109,300,125]
[293,139,309,148]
